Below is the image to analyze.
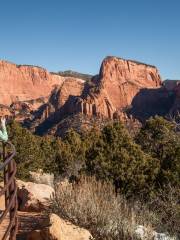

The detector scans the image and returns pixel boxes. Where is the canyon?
[0,57,179,136]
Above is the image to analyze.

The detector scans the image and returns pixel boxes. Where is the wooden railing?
[0,142,18,240]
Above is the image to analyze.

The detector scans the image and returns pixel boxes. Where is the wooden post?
[3,143,9,209]
[9,159,16,239]
[2,142,18,239]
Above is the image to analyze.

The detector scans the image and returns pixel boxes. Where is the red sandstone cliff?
[73,57,162,119]
[0,60,65,105]
[33,56,164,135]
[1,56,178,136]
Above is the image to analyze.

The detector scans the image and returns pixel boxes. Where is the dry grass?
[146,185,180,237]
[51,176,156,240]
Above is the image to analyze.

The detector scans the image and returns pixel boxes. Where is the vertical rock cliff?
[73,57,162,119]
[2,56,178,137]
[0,60,64,105]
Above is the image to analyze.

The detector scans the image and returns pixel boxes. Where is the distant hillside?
[163,79,180,91]
[163,79,180,84]
[52,70,93,81]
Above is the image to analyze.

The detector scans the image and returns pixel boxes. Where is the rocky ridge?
[0,60,66,105]
[71,56,162,119]
[0,57,179,136]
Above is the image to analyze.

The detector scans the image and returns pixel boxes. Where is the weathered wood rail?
[0,142,18,240]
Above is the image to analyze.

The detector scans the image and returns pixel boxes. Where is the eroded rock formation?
[0,57,179,136]
[73,57,162,119]
[0,60,64,105]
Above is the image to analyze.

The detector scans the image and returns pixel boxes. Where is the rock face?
[169,83,180,116]
[73,57,162,119]
[55,78,85,109]
[163,80,180,91]
[0,60,64,105]
[17,180,54,212]
[1,56,179,135]
[27,213,93,240]
[23,77,86,134]
[33,57,161,131]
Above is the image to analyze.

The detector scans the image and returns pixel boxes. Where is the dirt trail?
[0,210,48,240]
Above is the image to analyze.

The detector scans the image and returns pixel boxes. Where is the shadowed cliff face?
[169,84,180,116]
[128,88,176,121]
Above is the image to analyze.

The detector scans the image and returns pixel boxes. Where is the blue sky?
[0,0,179,79]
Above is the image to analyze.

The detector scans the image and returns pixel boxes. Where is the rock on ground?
[27,213,93,240]
[135,225,177,240]
[29,170,54,187]
[17,180,54,212]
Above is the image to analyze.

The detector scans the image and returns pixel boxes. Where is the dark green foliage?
[85,122,159,196]
[6,117,180,238]
[8,122,86,180]
[52,70,92,82]
[136,116,180,188]
[7,117,179,198]
[8,121,44,179]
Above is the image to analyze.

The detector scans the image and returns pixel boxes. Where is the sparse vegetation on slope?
[8,117,180,197]
[6,116,180,238]
[52,70,93,82]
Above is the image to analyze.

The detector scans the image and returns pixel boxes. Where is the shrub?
[85,122,159,196]
[7,118,179,201]
[51,176,155,240]
[7,122,86,180]
[145,185,180,237]
[51,176,179,239]
[136,116,180,188]
[8,121,44,179]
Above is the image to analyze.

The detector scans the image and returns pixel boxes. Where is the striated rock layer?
[0,60,64,105]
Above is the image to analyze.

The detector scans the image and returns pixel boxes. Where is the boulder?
[17,180,54,212]
[135,225,154,239]
[27,213,93,240]
[29,170,54,188]
[135,225,177,240]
